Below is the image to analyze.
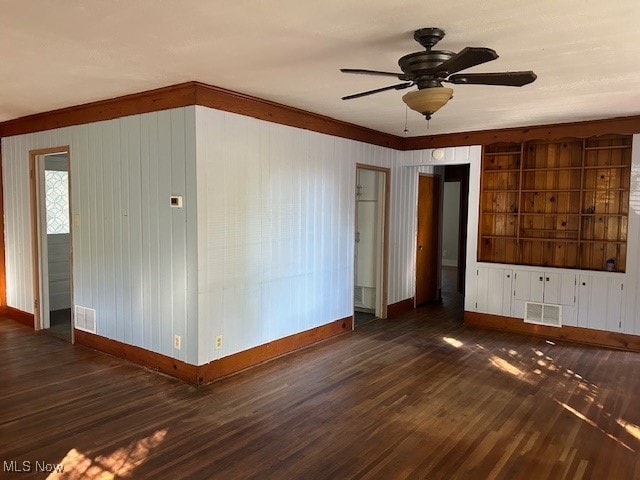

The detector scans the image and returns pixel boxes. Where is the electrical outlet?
[215,335,223,350]
[174,334,181,350]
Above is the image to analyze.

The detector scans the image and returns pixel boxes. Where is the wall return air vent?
[524,302,562,328]
[75,305,97,333]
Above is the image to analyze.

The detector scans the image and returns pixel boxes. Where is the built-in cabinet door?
[476,267,512,316]
[606,279,624,332]
[514,270,575,305]
[512,269,576,320]
[502,270,513,317]
[529,271,545,302]
[577,275,624,332]
[543,273,560,304]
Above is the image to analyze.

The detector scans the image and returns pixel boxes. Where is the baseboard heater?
[524,302,562,327]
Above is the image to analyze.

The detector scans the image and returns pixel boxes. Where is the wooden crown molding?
[1,80,639,150]
[0,83,197,138]
[193,83,402,149]
[0,81,401,149]
[403,115,640,149]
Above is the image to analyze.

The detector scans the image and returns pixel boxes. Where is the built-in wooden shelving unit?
[479,135,632,271]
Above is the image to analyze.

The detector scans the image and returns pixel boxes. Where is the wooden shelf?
[522,166,582,171]
[519,237,580,243]
[583,145,631,151]
[479,134,631,271]
[483,189,520,193]
[579,239,626,244]
[483,151,522,156]
[521,228,578,233]
[521,189,582,192]
[520,212,579,216]
[582,164,630,169]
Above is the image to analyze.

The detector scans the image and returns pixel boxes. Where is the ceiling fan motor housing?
[340,26,536,121]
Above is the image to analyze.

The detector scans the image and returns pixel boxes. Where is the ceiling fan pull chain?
[403,105,409,134]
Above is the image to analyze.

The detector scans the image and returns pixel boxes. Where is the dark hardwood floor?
[1,284,639,479]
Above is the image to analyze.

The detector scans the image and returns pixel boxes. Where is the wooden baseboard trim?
[464,311,640,352]
[0,306,35,328]
[197,316,353,385]
[74,329,198,384]
[73,316,353,385]
[387,298,415,318]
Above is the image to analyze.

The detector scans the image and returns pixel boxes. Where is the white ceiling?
[2,1,640,136]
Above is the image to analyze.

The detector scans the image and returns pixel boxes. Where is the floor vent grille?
[354,286,364,307]
[524,302,562,327]
[75,305,97,333]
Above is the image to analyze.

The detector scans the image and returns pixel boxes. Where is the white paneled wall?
[2,107,198,363]
[3,101,483,366]
[626,135,640,335]
[194,106,426,364]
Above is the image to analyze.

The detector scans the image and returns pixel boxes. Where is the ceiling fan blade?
[340,68,405,79]
[447,71,537,86]
[342,82,413,100]
[433,47,498,75]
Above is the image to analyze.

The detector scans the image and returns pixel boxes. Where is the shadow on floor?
[46,308,72,341]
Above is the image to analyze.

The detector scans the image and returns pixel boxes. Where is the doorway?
[416,174,441,305]
[354,165,389,327]
[443,164,470,297]
[30,147,73,342]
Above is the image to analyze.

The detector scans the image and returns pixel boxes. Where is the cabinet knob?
[506,274,510,278]
[546,277,550,282]
[539,276,543,281]
[582,282,586,286]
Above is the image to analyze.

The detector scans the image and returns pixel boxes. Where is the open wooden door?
[416,174,440,305]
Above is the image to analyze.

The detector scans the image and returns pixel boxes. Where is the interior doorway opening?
[416,164,470,311]
[354,165,389,327]
[30,148,73,342]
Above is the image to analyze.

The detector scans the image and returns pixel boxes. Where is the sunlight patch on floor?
[47,429,167,479]
[555,400,634,452]
[443,337,463,348]
[616,418,640,441]
[489,355,525,378]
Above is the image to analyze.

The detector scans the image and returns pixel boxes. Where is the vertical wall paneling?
[626,135,640,335]
[1,107,198,364]
[194,106,426,365]
[0,142,6,307]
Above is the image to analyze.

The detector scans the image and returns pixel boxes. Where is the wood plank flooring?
[1,289,639,479]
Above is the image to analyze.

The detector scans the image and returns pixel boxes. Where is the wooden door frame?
[29,146,74,342]
[416,172,442,305]
[354,163,390,320]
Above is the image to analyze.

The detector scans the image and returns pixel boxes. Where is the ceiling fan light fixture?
[402,87,454,120]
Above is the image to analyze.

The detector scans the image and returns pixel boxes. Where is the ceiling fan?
[341,27,537,121]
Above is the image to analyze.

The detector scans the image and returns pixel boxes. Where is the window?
[45,170,70,234]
